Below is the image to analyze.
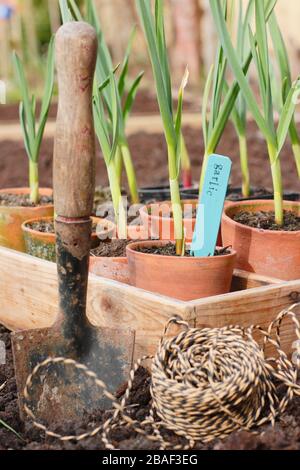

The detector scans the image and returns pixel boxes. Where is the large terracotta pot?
[0,188,54,252]
[126,240,236,301]
[140,200,223,245]
[222,200,300,280]
[22,217,114,262]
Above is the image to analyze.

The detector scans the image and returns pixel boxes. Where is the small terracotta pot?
[89,227,138,284]
[89,255,130,284]
[140,200,223,245]
[22,217,115,263]
[140,200,197,242]
[126,240,236,301]
[0,188,54,252]
[222,200,300,280]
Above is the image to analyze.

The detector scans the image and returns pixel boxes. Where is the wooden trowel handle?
[54,21,97,218]
[53,22,97,333]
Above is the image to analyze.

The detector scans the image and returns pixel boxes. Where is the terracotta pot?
[0,188,54,252]
[222,200,300,280]
[140,200,222,245]
[22,217,115,262]
[89,227,134,284]
[89,255,130,284]
[126,240,236,301]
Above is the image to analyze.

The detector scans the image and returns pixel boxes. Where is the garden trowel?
[11,22,135,425]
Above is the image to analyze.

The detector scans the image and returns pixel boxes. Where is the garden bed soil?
[233,210,300,231]
[0,193,53,208]
[0,90,198,123]
[1,324,300,450]
[1,122,299,196]
[133,243,230,257]
[91,239,132,258]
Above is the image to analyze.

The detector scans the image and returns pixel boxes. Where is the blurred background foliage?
[1,0,300,103]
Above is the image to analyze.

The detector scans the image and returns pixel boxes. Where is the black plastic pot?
[226,187,300,202]
[138,183,198,203]
[139,184,300,204]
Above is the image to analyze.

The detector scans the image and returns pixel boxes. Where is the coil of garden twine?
[23,304,300,450]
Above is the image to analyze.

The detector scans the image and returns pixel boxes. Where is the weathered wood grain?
[231,269,283,291]
[54,22,97,218]
[0,247,192,359]
[191,281,300,355]
[0,246,298,359]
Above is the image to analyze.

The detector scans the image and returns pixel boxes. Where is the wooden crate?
[0,246,300,360]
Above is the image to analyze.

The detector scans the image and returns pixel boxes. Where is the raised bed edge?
[0,246,299,359]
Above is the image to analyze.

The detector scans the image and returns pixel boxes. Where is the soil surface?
[90,239,132,258]
[26,220,99,234]
[1,324,300,450]
[0,193,53,208]
[1,123,300,195]
[234,210,300,231]
[132,242,230,257]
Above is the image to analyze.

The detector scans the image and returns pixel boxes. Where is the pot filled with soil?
[90,238,135,284]
[22,216,114,262]
[140,200,198,243]
[222,200,300,280]
[126,240,236,301]
[140,200,222,245]
[0,188,54,252]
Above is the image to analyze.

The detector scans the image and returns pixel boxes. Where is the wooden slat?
[231,269,283,291]
[190,281,300,355]
[0,247,193,360]
[0,246,299,359]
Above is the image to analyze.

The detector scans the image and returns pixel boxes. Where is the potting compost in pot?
[0,0,300,456]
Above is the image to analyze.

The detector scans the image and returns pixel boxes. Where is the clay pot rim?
[22,216,115,241]
[90,253,127,262]
[126,240,236,261]
[0,187,54,210]
[223,199,300,236]
[139,199,198,222]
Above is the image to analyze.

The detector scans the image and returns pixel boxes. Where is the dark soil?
[0,90,197,123]
[90,239,132,258]
[0,102,58,123]
[1,323,300,450]
[26,220,99,234]
[0,193,53,208]
[1,122,299,195]
[133,242,230,257]
[234,210,300,231]
[131,88,199,115]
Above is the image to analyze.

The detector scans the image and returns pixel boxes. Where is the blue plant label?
[191,154,232,257]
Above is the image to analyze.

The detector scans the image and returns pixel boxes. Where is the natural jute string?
[22,304,300,449]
